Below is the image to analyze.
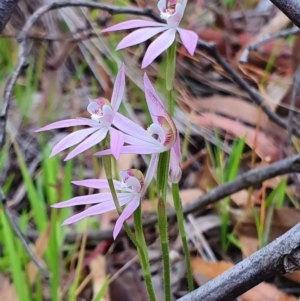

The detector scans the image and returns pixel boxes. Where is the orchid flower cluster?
[37,0,197,297]
[36,0,197,240]
[103,0,198,68]
[37,64,181,239]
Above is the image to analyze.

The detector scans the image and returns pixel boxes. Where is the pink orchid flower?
[94,73,177,157]
[52,155,158,239]
[101,0,198,68]
[35,64,126,160]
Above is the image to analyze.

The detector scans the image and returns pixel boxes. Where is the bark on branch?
[26,153,300,244]
[177,221,300,301]
[270,0,300,28]
[0,0,19,33]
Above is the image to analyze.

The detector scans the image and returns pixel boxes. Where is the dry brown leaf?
[89,255,109,301]
[0,274,18,301]
[232,207,300,243]
[230,190,254,207]
[191,257,298,301]
[238,235,259,258]
[27,225,50,284]
[178,188,204,205]
[284,270,300,284]
[193,113,280,162]
[265,73,292,111]
[197,154,218,192]
[191,96,270,129]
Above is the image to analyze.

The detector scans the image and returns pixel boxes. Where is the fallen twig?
[176,221,300,301]
[240,27,300,63]
[2,0,298,149]
[195,40,300,137]
[0,0,20,33]
[270,0,300,29]
[0,0,160,148]
[26,153,300,244]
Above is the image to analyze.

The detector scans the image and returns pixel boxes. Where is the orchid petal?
[113,113,159,145]
[52,193,115,207]
[113,196,140,239]
[123,133,160,147]
[116,27,167,50]
[157,0,166,12]
[143,154,158,192]
[177,28,198,56]
[111,63,125,112]
[143,73,164,110]
[94,145,164,157]
[167,3,184,27]
[109,128,125,160]
[143,73,174,127]
[102,20,165,32]
[71,179,126,191]
[50,127,99,157]
[35,118,99,132]
[65,127,108,161]
[75,117,102,127]
[61,194,134,225]
[181,0,187,10]
[142,28,176,68]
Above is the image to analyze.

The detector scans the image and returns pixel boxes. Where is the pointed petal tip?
[49,151,57,158]
[71,180,81,185]
[116,43,125,51]
[63,155,72,162]
[141,61,150,69]
[113,226,121,240]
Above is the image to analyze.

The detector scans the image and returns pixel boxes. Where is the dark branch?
[240,27,300,63]
[26,154,300,244]
[0,0,20,33]
[176,221,300,301]
[2,0,297,149]
[182,153,300,214]
[269,0,300,28]
[0,1,160,148]
[195,40,300,137]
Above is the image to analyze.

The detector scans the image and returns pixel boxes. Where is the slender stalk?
[172,183,193,291]
[157,151,171,301]
[102,155,138,245]
[157,198,171,301]
[134,205,156,301]
[153,39,177,301]
[102,154,155,301]
[166,41,176,114]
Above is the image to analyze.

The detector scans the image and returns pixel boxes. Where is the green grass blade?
[1,210,31,301]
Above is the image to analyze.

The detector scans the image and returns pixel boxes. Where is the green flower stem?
[157,198,171,301]
[172,183,194,291]
[133,205,156,301]
[157,151,171,301]
[166,40,177,92]
[166,40,176,114]
[102,155,138,245]
[102,155,155,301]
